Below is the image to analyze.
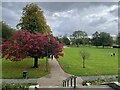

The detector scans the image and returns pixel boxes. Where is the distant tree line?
[57,30,119,48]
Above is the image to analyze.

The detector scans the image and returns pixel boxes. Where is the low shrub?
[2,83,37,90]
[82,77,118,86]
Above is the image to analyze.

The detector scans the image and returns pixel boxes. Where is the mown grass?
[2,58,49,79]
[58,46,118,76]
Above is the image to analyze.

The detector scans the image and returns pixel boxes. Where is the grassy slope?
[2,58,49,79]
[58,46,118,76]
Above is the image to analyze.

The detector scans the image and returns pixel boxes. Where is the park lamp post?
[45,44,48,72]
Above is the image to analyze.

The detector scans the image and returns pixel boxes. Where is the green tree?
[72,30,87,39]
[56,37,63,43]
[92,31,101,47]
[17,3,51,34]
[69,35,75,45]
[62,36,70,46]
[84,38,90,45]
[99,32,113,48]
[0,21,15,41]
[92,31,113,48]
[75,39,83,47]
[71,30,87,46]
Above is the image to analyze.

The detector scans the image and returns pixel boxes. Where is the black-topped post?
[70,77,73,87]
[64,80,66,87]
[67,79,69,86]
[63,80,66,87]
[73,76,77,89]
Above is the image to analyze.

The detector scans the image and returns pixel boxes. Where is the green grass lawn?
[58,46,118,76]
[2,58,49,79]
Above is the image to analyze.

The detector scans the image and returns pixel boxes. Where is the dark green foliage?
[0,21,15,40]
[62,36,70,46]
[92,31,113,48]
[70,30,88,46]
[82,77,118,85]
[56,36,70,46]
[2,83,37,90]
[92,31,101,47]
[84,38,91,45]
[99,32,113,48]
[75,39,83,46]
[56,37,63,43]
[72,30,87,39]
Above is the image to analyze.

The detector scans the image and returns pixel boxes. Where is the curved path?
[37,57,83,87]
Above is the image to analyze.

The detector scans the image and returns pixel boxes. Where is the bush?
[2,83,37,90]
[113,45,120,48]
[82,77,118,86]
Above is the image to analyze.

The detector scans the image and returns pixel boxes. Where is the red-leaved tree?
[1,30,63,68]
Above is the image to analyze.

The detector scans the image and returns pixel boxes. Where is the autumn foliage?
[1,30,63,62]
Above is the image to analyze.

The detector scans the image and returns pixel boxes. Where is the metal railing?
[63,75,77,88]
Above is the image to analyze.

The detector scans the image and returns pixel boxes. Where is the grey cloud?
[109,8,118,17]
[2,2,118,36]
[38,2,117,12]
[89,17,107,27]
[2,7,21,28]
[38,2,92,12]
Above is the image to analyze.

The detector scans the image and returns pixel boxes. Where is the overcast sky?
[2,2,118,36]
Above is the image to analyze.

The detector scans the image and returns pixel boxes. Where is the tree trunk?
[83,59,85,68]
[103,45,104,48]
[33,57,38,68]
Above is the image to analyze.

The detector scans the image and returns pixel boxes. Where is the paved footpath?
[37,58,83,87]
[1,79,37,83]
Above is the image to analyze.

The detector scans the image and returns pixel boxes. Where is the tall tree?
[99,32,113,48]
[92,31,101,47]
[0,21,15,41]
[1,31,63,68]
[71,30,87,46]
[92,31,113,48]
[16,3,51,34]
[62,36,70,46]
[72,30,87,39]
